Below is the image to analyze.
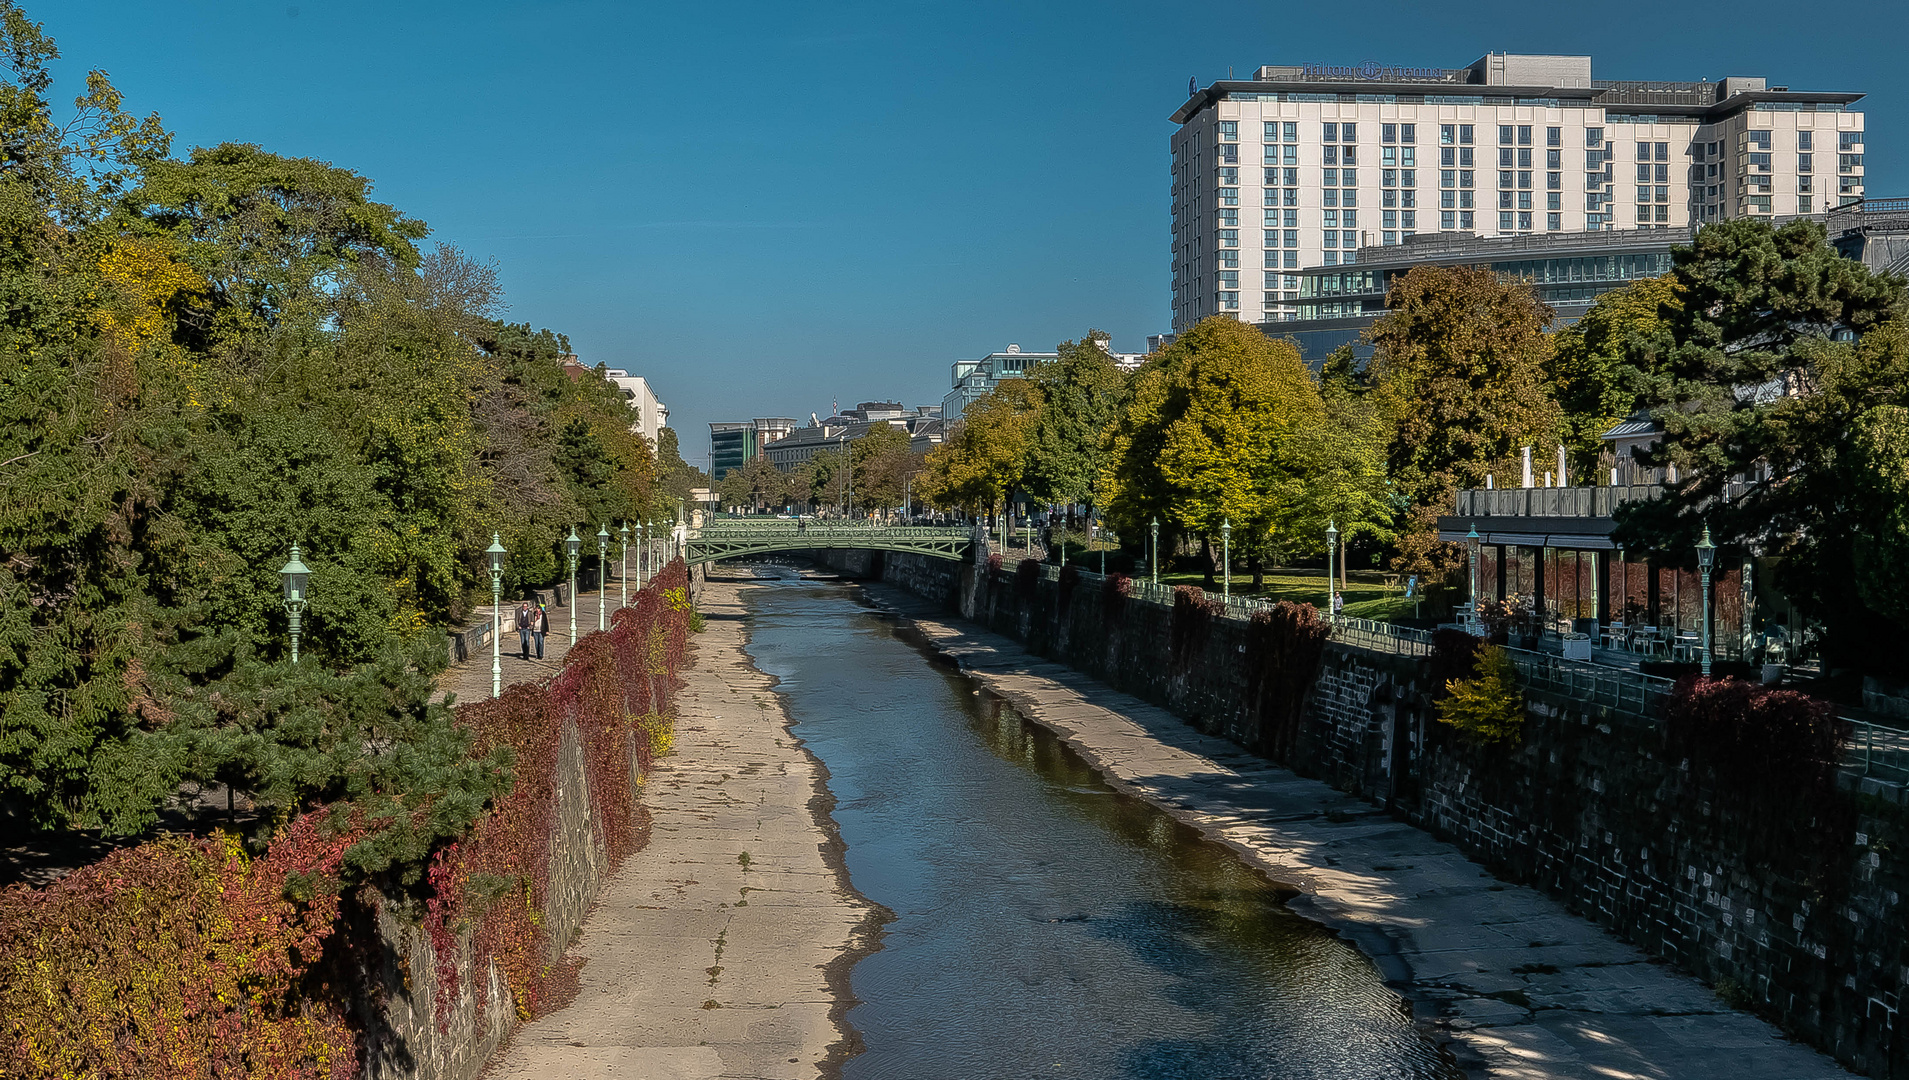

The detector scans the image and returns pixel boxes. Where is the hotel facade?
[1169,53,1866,330]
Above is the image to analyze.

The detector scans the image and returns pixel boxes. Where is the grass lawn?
[1154,569,1429,623]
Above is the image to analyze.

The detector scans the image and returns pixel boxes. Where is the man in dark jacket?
[515,602,533,660]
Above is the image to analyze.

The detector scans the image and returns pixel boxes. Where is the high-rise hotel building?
[1169,53,1866,331]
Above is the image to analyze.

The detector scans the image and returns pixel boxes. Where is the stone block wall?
[877,556,1909,1078]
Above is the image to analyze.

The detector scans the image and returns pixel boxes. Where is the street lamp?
[1221,518,1232,602]
[1150,516,1160,586]
[597,524,610,632]
[1097,511,1106,577]
[278,543,310,666]
[619,523,630,610]
[1325,520,1339,620]
[486,533,507,698]
[1466,524,1482,631]
[639,519,650,588]
[1696,524,1717,677]
[565,526,582,646]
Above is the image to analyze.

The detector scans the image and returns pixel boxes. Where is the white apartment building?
[1170,53,1867,330]
[603,371,670,442]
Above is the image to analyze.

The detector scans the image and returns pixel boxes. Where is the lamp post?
[486,533,507,698]
[278,543,310,666]
[1325,520,1339,621]
[1466,524,1482,631]
[640,519,650,587]
[565,527,581,646]
[1221,517,1232,602]
[1696,524,1717,677]
[619,523,630,610]
[597,525,610,632]
[1097,511,1106,577]
[1150,516,1160,586]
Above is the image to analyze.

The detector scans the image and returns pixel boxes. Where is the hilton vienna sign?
[1299,61,1460,83]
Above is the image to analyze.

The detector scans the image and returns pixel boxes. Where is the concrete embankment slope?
[858,581,1851,1080]
[487,576,883,1080]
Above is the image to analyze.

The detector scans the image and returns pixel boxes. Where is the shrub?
[1436,645,1526,743]
[1169,585,1221,672]
[987,552,1004,575]
[1666,675,1846,789]
[1015,558,1042,601]
[1100,572,1131,624]
[1428,628,1483,699]
[1057,564,1081,609]
[0,817,360,1080]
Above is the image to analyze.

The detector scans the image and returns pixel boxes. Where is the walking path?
[859,581,1851,1080]
[436,587,617,705]
[484,575,881,1080]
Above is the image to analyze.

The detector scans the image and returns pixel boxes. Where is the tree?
[1368,265,1564,576]
[1102,317,1323,582]
[918,379,1042,514]
[1548,275,1681,475]
[808,448,849,514]
[851,422,914,514]
[652,426,707,516]
[1023,331,1128,511]
[1288,349,1396,587]
[718,455,785,512]
[1610,219,1909,674]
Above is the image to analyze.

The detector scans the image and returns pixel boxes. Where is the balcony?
[1453,484,1663,519]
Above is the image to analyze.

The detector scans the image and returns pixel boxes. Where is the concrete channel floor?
[485,577,881,1080]
[856,581,1854,1080]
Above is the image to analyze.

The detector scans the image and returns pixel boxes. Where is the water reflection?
[742,575,1458,1080]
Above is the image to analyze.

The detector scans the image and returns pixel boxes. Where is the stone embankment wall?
[846,549,1909,1079]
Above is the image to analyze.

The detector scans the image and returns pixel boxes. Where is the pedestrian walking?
[515,602,532,660]
[533,603,549,660]
[1331,591,1345,618]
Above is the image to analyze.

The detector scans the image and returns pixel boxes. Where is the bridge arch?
[684,522,976,568]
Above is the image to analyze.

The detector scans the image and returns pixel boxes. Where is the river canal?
[741,575,1460,1080]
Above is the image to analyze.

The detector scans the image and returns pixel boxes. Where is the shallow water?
[742,575,1459,1080]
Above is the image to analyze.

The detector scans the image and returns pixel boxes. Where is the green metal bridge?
[685,520,978,567]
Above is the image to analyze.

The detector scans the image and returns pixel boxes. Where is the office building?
[942,339,1150,421]
[763,403,942,472]
[602,370,669,442]
[1170,53,1867,330]
[708,418,797,480]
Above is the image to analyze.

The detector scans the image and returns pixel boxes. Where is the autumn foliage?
[0,561,695,1075]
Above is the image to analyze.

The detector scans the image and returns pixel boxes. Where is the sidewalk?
[435,587,620,704]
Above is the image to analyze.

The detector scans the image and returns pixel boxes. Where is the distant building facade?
[1171,52,1867,329]
[762,403,942,472]
[708,417,797,480]
[603,370,669,442]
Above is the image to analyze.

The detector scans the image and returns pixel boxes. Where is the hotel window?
[1341,124,1356,141]
[1402,124,1415,144]
[1586,193,1604,211]
[1585,172,1603,191]
[1798,132,1813,151]
[1547,172,1561,190]
[1459,147,1474,167]
[1283,209,1298,227]
[1655,142,1669,161]
[1382,123,1396,143]
[1636,163,1651,183]
[1283,146,1298,165]
[1637,186,1651,204]
[1285,188,1299,205]
[1322,251,1338,266]
[1499,125,1514,145]
[1219,291,1238,309]
[1341,168,1357,186]
[1517,148,1532,169]
[1322,123,1338,141]
[1219,144,1238,164]
[1402,169,1416,188]
[1217,248,1237,267]
[1284,229,1298,247]
[1382,190,1396,208]
[1343,209,1357,228]
[1798,153,1813,173]
[1441,124,1455,145]
[1283,251,1298,268]
[1382,147,1396,167]
[1401,210,1416,229]
[1382,232,1397,245]
[1441,210,1456,229]
[1323,145,1338,165]
[1263,168,1278,185]
[1341,188,1357,206]
[1263,230,1279,248]
[1499,191,1513,209]
[1636,205,1651,224]
[1441,169,1456,188]
[1459,170,1474,188]
[1747,130,1771,151]
[1547,212,1562,230]
[1499,147,1514,168]
[1460,210,1475,229]
[1749,153,1771,172]
[1322,229,1338,246]
[1322,188,1337,207]
[1264,145,1280,164]
[1322,167,1337,187]
[1656,186,1668,203]
[1636,141,1651,161]
[1547,126,1561,147]
[1218,228,1238,246]
[1283,122,1298,141]
[1342,146,1357,164]
[1382,170,1397,188]
[1219,188,1238,205]
[1323,209,1339,228]
[1459,124,1474,144]
[1518,125,1532,146]
[1283,168,1299,186]
[1402,190,1416,208]
[1518,211,1533,229]
[1382,210,1396,229]
[1499,211,1515,230]
[1218,121,1237,141]
[1747,195,1772,213]
[1546,149,1561,169]
[1840,153,1864,173]
[1499,170,1514,189]
[1217,208,1237,224]
[1518,172,1531,189]
[1799,176,1813,193]
[1264,189,1280,206]
[1586,127,1604,147]
[1799,195,1814,214]
[1263,271,1280,288]
[1517,191,1532,210]
[1440,190,1455,208]
[1263,122,1280,140]
[1401,148,1415,168]
[1441,147,1455,167]
[1218,167,1238,184]
[1655,206,1669,222]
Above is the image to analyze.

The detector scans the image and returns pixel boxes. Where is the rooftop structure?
[602,370,669,443]
[1171,52,1867,329]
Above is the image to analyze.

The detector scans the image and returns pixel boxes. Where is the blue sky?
[44,0,1909,469]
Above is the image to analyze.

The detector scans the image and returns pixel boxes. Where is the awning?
[1437,528,1616,551]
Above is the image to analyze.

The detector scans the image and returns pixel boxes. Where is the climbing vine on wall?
[1244,601,1331,761]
